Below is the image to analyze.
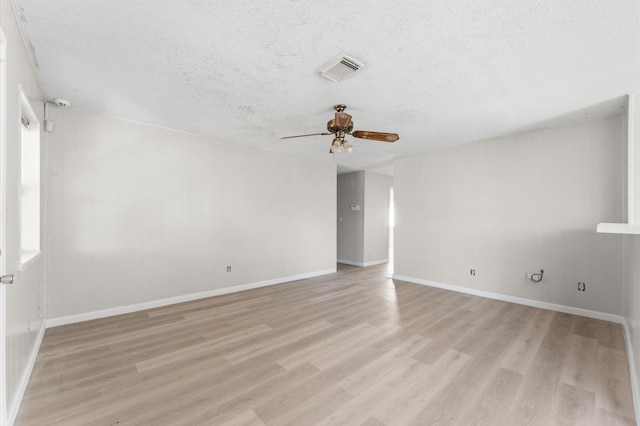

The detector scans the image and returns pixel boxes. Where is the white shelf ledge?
[597,223,640,235]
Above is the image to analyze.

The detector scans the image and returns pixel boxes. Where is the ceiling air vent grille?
[319,54,363,81]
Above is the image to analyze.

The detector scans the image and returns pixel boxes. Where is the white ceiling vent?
[319,54,363,81]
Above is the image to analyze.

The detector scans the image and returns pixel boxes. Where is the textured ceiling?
[14,0,640,174]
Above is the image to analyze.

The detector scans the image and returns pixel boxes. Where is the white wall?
[363,171,392,265]
[46,106,336,320]
[394,115,626,315]
[1,0,46,423]
[624,235,640,407]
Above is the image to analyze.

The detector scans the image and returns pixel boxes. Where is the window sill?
[596,223,640,235]
[19,251,41,271]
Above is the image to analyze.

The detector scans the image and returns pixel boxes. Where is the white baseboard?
[337,259,388,267]
[8,322,46,426]
[623,319,640,423]
[337,259,364,267]
[47,268,336,328]
[392,274,625,324]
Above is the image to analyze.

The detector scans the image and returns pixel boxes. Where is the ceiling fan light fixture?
[329,138,352,154]
[281,104,398,154]
[330,138,342,153]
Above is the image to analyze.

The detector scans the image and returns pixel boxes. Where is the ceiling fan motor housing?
[327,119,353,133]
[327,111,353,133]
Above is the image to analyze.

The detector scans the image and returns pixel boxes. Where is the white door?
[0,26,9,426]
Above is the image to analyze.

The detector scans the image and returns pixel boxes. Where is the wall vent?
[319,54,363,81]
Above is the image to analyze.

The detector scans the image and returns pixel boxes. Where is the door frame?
[1,25,8,426]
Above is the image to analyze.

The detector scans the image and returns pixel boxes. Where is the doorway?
[388,186,394,274]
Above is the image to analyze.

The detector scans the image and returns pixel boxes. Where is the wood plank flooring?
[16,264,636,425]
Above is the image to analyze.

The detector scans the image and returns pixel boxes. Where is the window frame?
[18,86,41,268]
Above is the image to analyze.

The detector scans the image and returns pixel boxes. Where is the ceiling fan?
[281,104,399,153]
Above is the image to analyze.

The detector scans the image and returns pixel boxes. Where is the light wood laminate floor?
[16,264,636,425]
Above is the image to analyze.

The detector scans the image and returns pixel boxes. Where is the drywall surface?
[337,171,365,264]
[394,115,626,315]
[363,171,392,264]
[45,106,336,319]
[624,235,640,411]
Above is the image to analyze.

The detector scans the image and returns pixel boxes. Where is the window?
[19,88,40,264]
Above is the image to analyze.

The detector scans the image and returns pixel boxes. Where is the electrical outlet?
[227,266,231,272]
[470,269,476,276]
[578,282,586,292]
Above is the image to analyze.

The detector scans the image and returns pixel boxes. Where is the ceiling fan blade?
[281,132,331,139]
[351,130,399,142]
